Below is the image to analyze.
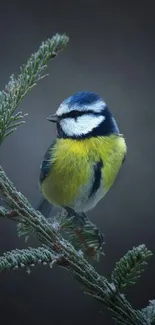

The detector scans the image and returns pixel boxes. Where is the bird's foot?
[64,207,104,259]
[64,207,87,228]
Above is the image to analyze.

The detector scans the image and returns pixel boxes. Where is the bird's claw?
[65,207,87,229]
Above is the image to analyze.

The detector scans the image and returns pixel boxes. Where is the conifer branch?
[0,165,152,325]
[141,300,155,324]
[46,211,104,261]
[0,247,62,273]
[0,206,19,220]
[111,245,153,291]
[0,33,69,145]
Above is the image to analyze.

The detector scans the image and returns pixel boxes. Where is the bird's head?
[47,92,120,139]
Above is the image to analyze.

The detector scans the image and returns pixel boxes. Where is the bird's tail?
[37,198,53,218]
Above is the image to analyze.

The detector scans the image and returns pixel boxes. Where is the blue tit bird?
[39,91,127,222]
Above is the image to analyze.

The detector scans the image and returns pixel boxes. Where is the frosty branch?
[0,33,69,145]
[0,33,154,325]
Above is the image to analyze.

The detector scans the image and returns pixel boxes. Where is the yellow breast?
[41,135,127,207]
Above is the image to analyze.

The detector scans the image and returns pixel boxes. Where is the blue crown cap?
[64,91,102,108]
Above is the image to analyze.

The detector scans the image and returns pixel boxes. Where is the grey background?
[0,0,155,324]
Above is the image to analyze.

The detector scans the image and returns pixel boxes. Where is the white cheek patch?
[56,100,106,116]
[60,114,105,136]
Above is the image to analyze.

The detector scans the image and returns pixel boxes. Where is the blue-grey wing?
[39,140,56,184]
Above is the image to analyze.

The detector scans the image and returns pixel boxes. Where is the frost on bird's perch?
[0,247,62,273]
[0,33,155,325]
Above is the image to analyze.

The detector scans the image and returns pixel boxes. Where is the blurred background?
[0,0,155,324]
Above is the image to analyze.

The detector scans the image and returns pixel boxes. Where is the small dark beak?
[46,114,58,123]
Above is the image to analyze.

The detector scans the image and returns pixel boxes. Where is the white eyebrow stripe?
[56,100,106,116]
[56,103,68,116]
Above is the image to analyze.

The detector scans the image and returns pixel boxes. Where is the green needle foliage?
[0,33,69,145]
[0,247,61,273]
[111,245,153,291]
[47,211,105,261]
[141,300,155,324]
[0,33,155,325]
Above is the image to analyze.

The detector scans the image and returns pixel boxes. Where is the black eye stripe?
[62,110,79,118]
[60,110,104,119]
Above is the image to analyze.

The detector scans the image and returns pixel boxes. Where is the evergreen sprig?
[0,33,69,145]
[0,247,61,273]
[141,300,155,324]
[0,165,150,325]
[111,245,152,291]
[47,211,104,261]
